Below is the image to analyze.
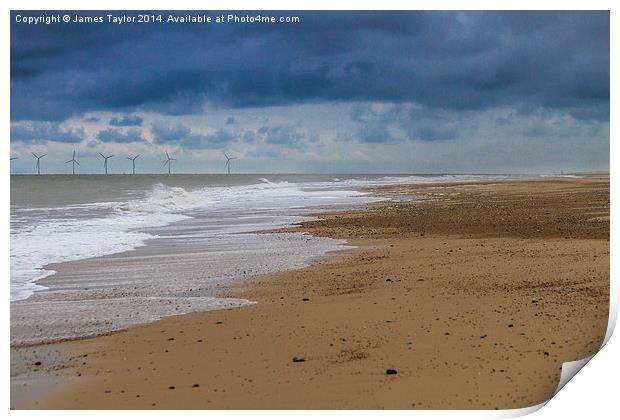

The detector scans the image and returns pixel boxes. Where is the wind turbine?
[98,153,114,174]
[65,150,80,175]
[10,157,18,173]
[31,152,46,175]
[126,154,140,175]
[224,153,237,175]
[163,151,176,174]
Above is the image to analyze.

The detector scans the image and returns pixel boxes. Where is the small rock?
[302,298,310,302]
[34,361,41,366]
[292,357,305,363]
[386,369,398,375]
[192,384,200,388]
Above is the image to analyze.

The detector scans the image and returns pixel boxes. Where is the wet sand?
[11,176,609,409]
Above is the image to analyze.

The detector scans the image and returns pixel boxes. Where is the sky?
[10,11,609,174]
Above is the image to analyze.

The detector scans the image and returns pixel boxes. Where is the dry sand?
[11,176,609,409]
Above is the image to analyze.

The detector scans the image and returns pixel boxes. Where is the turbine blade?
[75,160,80,166]
[32,153,38,158]
[135,154,140,159]
[40,154,47,158]
[166,151,170,159]
[65,160,72,164]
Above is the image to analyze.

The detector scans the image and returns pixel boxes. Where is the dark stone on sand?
[169,386,176,390]
[480,335,487,339]
[34,361,41,366]
[386,369,398,375]
[544,351,550,356]
[192,384,200,388]
[302,298,310,301]
[508,324,514,328]
[292,357,305,363]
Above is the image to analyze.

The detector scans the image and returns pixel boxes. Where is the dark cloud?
[96,128,146,143]
[151,121,315,150]
[10,121,84,143]
[352,103,461,143]
[257,125,317,147]
[11,11,609,122]
[151,123,234,149]
[109,115,143,126]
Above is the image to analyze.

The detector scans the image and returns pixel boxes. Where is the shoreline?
[11,176,609,409]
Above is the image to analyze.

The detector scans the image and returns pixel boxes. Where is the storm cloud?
[11,11,609,122]
[10,121,85,144]
[96,128,146,143]
[109,115,143,127]
[151,122,235,149]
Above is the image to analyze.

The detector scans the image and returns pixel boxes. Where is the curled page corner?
[488,357,595,420]
[553,355,595,396]
[493,401,547,418]
[544,276,618,403]
[494,300,617,418]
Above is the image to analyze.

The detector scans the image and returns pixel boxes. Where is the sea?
[10,173,524,345]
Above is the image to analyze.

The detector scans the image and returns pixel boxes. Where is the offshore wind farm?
[11,151,214,175]
[11,149,249,175]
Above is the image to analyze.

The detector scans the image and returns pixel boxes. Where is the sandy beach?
[11,176,609,409]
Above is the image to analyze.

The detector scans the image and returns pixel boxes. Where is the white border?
[3,1,616,419]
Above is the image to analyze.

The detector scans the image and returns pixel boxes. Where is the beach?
[10,175,609,409]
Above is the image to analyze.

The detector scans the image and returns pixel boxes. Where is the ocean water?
[10,173,521,344]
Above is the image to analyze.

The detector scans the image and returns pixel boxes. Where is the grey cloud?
[10,11,609,122]
[257,125,319,148]
[109,115,143,127]
[352,103,461,143]
[10,122,85,144]
[96,128,146,143]
[151,123,234,149]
